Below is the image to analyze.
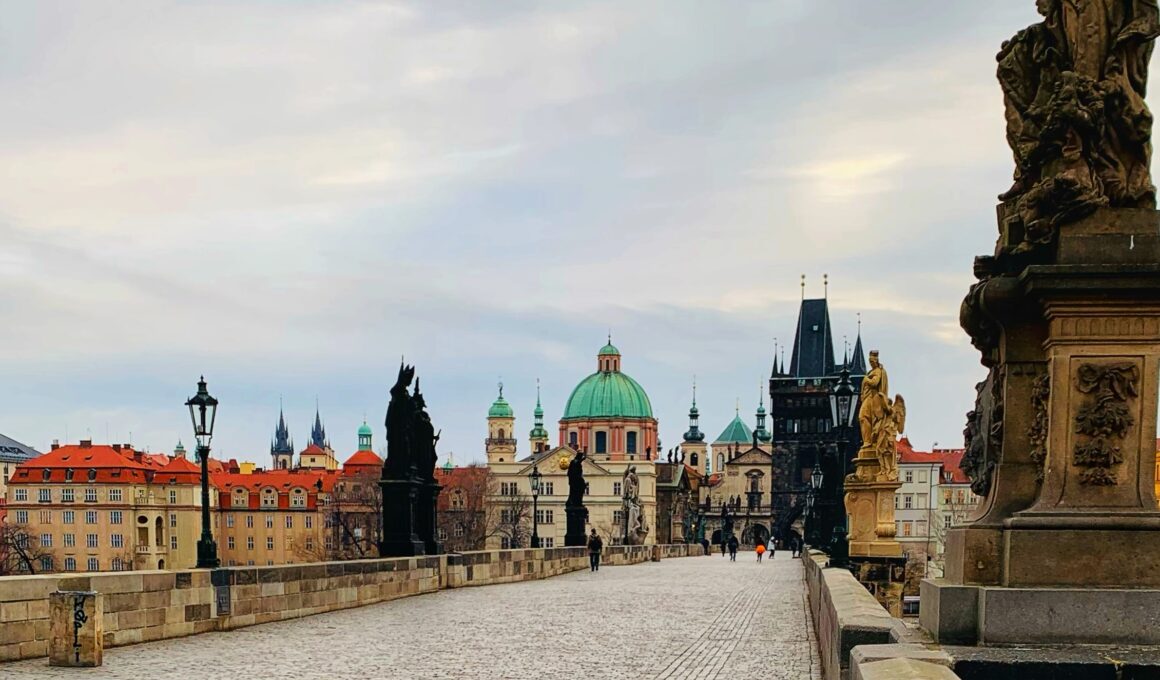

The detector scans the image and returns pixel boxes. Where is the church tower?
[754,386,772,451]
[270,408,294,470]
[310,404,330,449]
[357,420,373,451]
[529,381,550,455]
[486,383,517,464]
[682,381,708,474]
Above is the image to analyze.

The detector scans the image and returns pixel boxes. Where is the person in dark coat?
[727,535,739,561]
[701,537,710,556]
[586,529,603,572]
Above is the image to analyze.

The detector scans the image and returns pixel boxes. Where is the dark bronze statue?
[997,0,1160,255]
[411,379,439,484]
[566,449,587,507]
[383,363,415,480]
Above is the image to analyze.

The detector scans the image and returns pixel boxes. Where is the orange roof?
[343,450,382,468]
[300,443,328,456]
[213,469,337,493]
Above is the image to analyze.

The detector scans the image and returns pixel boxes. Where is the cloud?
[0,0,1078,462]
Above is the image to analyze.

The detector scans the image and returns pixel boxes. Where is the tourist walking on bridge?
[755,542,765,563]
[727,535,739,561]
[587,529,603,572]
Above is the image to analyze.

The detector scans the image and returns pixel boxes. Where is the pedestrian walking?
[728,535,739,562]
[768,539,776,561]
[720,540,727,557]
[587,529,603,572]
[790,536,801,558]
[755,542,765,563]
[701,537,710,556]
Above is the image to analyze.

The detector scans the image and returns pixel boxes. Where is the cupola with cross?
[485,382,517,464]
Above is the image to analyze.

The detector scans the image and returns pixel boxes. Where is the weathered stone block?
[854,658,960,680]
[0,620,34,645]
[919,579,978,645]
[978,586,1160,645]
[49,591,102,667]
[0,601,29,623]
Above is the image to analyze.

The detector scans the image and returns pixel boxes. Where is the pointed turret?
[529,380,550,454]
[270,407,294,470]
[788,298,838,378]
[754,386,771,445]
[849,329,867,376]
[311,404,329,449]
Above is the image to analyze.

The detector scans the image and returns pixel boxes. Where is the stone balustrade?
[0,543,695,663]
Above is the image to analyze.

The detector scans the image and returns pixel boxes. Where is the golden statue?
[857,350,906,481]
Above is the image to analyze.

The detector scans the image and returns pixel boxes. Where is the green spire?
[530,379,549,440]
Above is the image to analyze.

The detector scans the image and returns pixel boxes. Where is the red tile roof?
[343,449,382,470]
[11,443,229,485]
[896,438,972,483]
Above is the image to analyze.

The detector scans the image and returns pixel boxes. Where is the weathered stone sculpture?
[922,0,1160,648]
[621,465,648,545]
[997,0,1160,256]
[564,450,589,547]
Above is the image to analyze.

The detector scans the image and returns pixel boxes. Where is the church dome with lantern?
[558,341,658,459]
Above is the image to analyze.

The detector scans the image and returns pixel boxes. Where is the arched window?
[626,432,637,454]
[595,431,608,454]
[569,431,578,447]
[690,452,699,467]
[498,428,506,440]
[717,453,725,471]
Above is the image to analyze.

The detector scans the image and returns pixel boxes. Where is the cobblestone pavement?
[5,551,820,679]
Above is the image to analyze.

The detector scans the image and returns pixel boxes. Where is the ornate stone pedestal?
[924,208,1160,646]
[564,503,588,547]
[416,482,443,556]
[844,479,903,558]
[379,478,425,557]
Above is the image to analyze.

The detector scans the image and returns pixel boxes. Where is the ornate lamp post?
[806,461,823,545]
[828,368,857,566]
[529,465,542,549]
[185,377,219,569]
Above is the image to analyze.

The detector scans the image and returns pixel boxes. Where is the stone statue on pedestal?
[856,350,906,482]
[621,466,648,545]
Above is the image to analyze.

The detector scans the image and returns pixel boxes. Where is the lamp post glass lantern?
[185,376,219,569]
[529,466,542,549]
[827,368,856,565]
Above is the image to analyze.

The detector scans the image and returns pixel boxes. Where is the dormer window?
[65,468,74,482]
[87,469,97,482]
[42,469,51,482]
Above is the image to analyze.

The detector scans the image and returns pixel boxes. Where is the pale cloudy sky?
[0,1,1076,465]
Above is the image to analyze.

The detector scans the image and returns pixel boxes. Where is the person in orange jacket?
[755,541,766,563]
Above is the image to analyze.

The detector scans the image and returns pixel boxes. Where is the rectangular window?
[265,515,273,529]
[40,533,53,547]
[169,490,177,504]
[247,560,255,566]
[917,470,928,484]
[86,534,98,548]
[613,510,624,526]
[291,493,305,508]
[84,488,97,502]
[64,533,75,548]
[110,511,123,525]
[15,510,28,524]
[916,494,928,510]
[169,513,177,528]
[247,536,254,550]
[228,536,236,549]
[894,494,900,509]
[111,534,124,548]
[501,537,510,549]
[305,515,313,529]
[902,522,912,537]
[613,482,622,497]
[595,431,608,454]
[500,509,511,523]
[917,521,927,537]
[944,514,952,528]
[266,536,274,550]
[111,558,124,572]
[64,557,77,571]
[39,510,52,524]
[170,535,177,550]
[38,488,51,503]
[904,471,913,484]
[108,489,122,502]
[246,515,254,528]
[541,482,554,496]
[226,514,235,528]
[40,556,53,572]
[305,537,314,551]
[541,537,555,548]
[904,495,913,510]
[14,488,27,502]
[626,431,638,454]
[63,510,74,524]
[61,488,74,503]
[87,557,99,572]
[85,511,97,524]
[285,515,293,529]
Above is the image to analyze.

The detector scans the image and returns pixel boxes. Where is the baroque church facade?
[484,342,659,547]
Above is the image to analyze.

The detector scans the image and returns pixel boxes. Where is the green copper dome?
[357,421,373,437]
[488,383,514,418]
[562,372,653,419]
[598,342,620,356]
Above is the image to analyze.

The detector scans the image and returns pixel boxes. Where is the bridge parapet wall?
[0,544,694,663]
[802,550,901,680]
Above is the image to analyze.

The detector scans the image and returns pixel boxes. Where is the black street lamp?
[185,376,219,569]
[827,368,858,567]
[806,461,823,545]
[529,465,542,549]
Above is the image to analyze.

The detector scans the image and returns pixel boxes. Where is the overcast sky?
[1,1,1086,465]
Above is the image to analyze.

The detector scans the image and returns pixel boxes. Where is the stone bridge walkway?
[5,551,820,679]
